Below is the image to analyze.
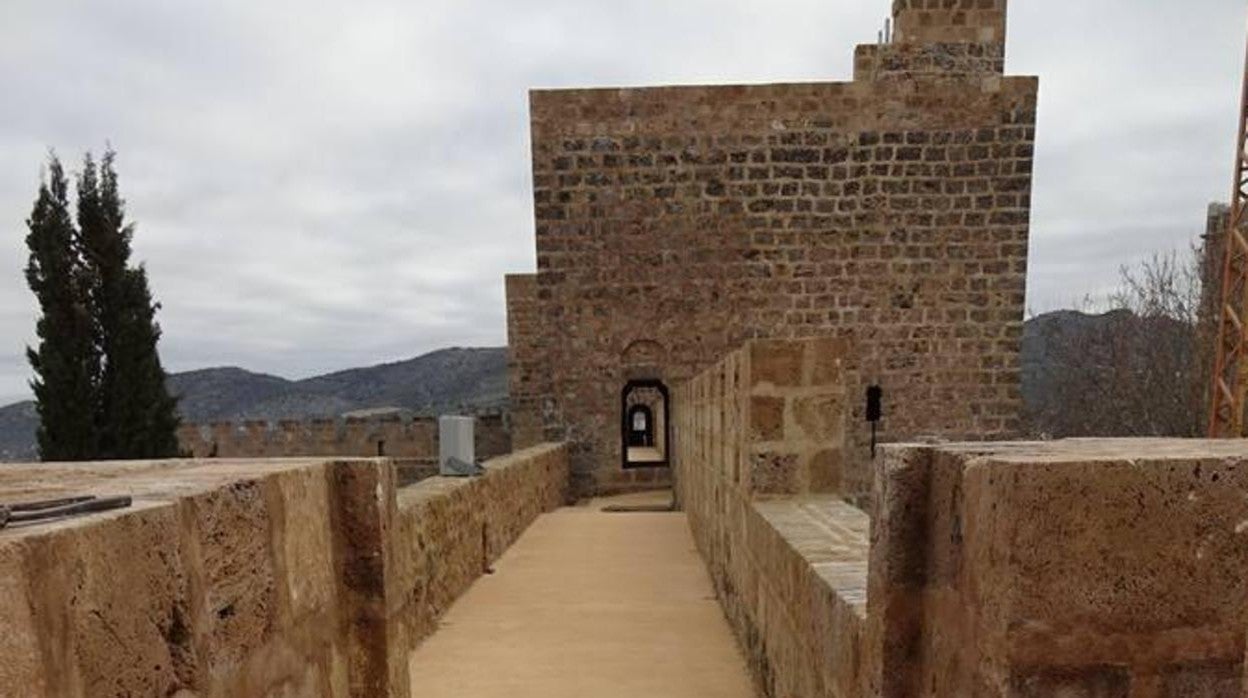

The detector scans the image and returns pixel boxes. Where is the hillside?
[0,346,507,461]
[1019,309,1138,414]
[1021,309,1200,437]
[3,312,1189,462]
[0,400,37,461]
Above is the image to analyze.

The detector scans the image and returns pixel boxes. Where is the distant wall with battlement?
[177,413,511,462]
[0,444,569,697]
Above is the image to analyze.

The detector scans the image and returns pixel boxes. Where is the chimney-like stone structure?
[891,0,1007,45]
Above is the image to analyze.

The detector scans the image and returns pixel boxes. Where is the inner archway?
[621,379,670,468]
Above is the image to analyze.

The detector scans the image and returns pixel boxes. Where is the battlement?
[853,0,1011,80]
[176,411,511,460]
[891,0,1008,46]
[0,445,569,696]
[675,338,1248,696]
[5,341,1247,697]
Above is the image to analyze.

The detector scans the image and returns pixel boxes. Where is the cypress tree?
[24,155,100,460]
[78,150,181,459]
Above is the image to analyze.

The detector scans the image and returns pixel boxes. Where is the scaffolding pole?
[1209,33,1248,437]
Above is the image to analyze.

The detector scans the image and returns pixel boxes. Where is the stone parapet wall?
[854,42,1005,80]
[674,337,850,501]
[869,440,1248,696]
[177,412,511,462]
[0,443,568,697]
[675,339,1248,696]
[393,457,439,487]
[675,337,869,697]
[391,445,569,652]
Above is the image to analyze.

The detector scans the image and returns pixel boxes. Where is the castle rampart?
[176,412,511,462]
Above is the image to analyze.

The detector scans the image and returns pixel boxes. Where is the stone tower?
[507,0,1036,497]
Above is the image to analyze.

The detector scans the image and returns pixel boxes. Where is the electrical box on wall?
[866,385,883,458]
[866,386,883,423]
[439,416,475,475]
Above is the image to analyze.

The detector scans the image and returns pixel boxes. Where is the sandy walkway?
[407,494,756,697]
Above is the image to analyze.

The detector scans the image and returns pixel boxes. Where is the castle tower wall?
[507,0,1036,497]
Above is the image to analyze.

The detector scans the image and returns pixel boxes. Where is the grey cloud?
[1,0,1245,400]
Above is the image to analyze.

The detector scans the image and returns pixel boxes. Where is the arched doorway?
[620,379,670,468]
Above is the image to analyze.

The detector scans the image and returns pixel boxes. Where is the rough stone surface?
[865,439,1248,697]
[675,337,868,697]
[674,336,1248,697]
[0,443,568,698]
[676,338,851,500]
[506,0,1035,499]
[177,413,511,462]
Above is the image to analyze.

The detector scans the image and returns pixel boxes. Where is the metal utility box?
[439,415,475,475]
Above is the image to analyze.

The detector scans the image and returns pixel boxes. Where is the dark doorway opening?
[620,379,670,469]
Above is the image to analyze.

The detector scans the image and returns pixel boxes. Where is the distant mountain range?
[0,311,1164,461]
[1018,309,1126,417]
[0,346,507,461]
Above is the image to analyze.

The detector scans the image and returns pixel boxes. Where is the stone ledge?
[0,443,570,698]
[868,439,1248,696]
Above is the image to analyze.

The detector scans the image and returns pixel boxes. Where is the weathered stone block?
[809,338,849,387]
[1009,666,1130,698]
[0,540,43,693]
[1160,661,1241,698]
[0,446,569,698]
[873,440,1248,695]
[749,396,785,441]
[750,340,806,389]
[192,480,279,677]
[750,449,801,495]
[274,466,336,622]
[792,394,846,442]
[808,448,844,493]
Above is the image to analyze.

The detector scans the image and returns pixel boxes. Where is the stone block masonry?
[869,440,1248,696]
[506,273,548,451]
[675,338,1248,697]
[0,444,568,697]
[177,412,511,463]
[674,338,871,697]
[674,337,850,501]
[507,0,1036,498]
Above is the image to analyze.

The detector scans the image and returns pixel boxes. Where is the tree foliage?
[24,150,180,460]
[24,156,99,460]
[1024,250,1206,438]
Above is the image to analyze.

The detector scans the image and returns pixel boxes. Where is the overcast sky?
[0,0,1244,404]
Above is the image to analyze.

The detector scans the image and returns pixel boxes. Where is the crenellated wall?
[0,443,568,698]
[674,337,868,697]
[177,413,511,462]
[675,337,1248,697]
